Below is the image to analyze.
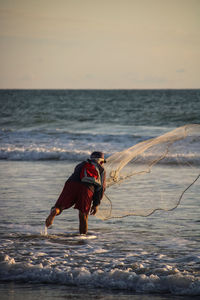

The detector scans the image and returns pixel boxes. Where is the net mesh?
[96,124,200,220]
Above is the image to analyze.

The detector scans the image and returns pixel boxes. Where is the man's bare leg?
[79,211,88,234]
[45,207,60,227]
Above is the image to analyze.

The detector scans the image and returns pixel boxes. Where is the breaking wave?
[1,253,200,296]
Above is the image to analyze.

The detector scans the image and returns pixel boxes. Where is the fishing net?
[96,124,200,220]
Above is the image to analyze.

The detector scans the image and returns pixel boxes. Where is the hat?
[90,151,106,163]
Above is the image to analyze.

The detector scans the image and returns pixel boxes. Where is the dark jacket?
[67,160,106,207]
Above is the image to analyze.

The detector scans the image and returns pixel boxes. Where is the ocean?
[0,89,200,299]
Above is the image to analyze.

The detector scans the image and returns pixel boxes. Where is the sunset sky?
[0,0,199,89]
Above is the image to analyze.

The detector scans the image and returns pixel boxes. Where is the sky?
[0,0,200,89]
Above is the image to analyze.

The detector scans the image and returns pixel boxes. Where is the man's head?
[90,151,106,165]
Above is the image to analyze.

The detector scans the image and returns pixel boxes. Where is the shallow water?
[1,282,197,300]
[0,161,200,298]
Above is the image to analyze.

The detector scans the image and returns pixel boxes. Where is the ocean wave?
[0,254,200,296]
[0,147,91,161]
[1,146,200,166]
[0,128,140,161]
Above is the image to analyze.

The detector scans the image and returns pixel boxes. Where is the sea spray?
[40,226,48,236]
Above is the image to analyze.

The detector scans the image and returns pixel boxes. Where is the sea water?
[0,89,200,299]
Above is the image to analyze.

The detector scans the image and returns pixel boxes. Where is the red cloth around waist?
[55,181,94,214]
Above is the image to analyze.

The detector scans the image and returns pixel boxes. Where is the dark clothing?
[54,160,106,214]
[68,162,88,182]
[54,181,94,214]
[68,160,106,206]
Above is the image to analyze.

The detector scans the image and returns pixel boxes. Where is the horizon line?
[0,88,200,91]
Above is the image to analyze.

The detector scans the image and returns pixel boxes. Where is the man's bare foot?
[45,208,60,227]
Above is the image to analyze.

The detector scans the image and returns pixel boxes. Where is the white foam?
[0,253,200,296]
[0,126,200,163]
[0,147,90,161]
[79,235,97,240]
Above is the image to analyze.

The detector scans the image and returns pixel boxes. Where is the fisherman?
[45,151,106,234]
